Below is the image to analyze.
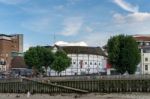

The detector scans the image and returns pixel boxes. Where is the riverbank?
[0,93,149,99]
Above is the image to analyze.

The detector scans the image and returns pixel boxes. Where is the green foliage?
[24,46,71,75]
[42,48,55,69]
[107,34,141,74]
[24,46,54,74]
[51,50,71,74]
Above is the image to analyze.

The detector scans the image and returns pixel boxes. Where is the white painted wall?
[47,53,106,76]
[141,52,150,74]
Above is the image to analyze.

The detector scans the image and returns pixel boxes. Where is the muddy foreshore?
[0,93,149,99]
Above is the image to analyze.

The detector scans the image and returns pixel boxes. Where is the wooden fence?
[0,78,88,93]
[0,76,150,93]
[51,79,150,93]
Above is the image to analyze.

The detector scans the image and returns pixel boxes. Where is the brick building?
[0,34,23,72]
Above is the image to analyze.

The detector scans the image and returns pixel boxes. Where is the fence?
[51,79,150,93]
[0,79,76,93]
[0,75,150,93]
[41,74,150,81]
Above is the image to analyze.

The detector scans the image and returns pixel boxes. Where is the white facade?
[47,46,106,76]
[141,48,150,74]
[133,35,150,74]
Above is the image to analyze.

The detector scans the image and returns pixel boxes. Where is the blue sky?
[0,0,150,51]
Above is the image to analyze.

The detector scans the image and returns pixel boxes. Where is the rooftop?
[45,45,106,56]
[0,34,12,37]
[11,56,27,68]
[133,35,150,41]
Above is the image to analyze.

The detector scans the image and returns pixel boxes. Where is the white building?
[46,45,107,76]
[140,46,150,74]
[133,34,150,74]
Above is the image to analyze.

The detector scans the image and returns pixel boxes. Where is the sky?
[0,0,150,51]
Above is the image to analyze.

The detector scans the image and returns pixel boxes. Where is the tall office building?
[0,34,23,72]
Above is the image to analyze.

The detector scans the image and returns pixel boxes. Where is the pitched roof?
[11,56,27,68]
[45,45,106,56]
[133,36,150,41]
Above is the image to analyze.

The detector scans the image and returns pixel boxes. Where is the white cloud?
[55,41,88,46]
[113,13,125,23]
[82,32,110,47]
[108,15,150,36]
[113,0,150,23]
[113,0,139,13]
[113,12,150,23]
[127,12,150,21]
[60,17,83,36]
[0,0,28,5]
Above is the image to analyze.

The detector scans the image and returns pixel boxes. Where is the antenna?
[53,32,56,45]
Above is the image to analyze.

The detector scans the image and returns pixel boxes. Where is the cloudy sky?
[0,0,150,51]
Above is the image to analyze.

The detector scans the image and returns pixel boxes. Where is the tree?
[50,50,71,75]
[42,48,55,73]
[24,46,54,75]
[107,35,141,74]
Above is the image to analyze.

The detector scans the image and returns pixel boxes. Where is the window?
[73,62,76,64]
[0,61,6,65]
[85,62,87,65]
[145,58,148,61]
[145,65,148,71]
[90,62,92,65]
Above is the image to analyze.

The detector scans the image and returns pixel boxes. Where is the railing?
[0,76,149,93]
[0,78,22,83]
[39,74,150,81]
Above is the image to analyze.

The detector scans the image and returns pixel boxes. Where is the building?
[11,56,27,69]
[133,34,150,74]
[10,56,32,77]
[46,45,107,76]
[0,34,23,72]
